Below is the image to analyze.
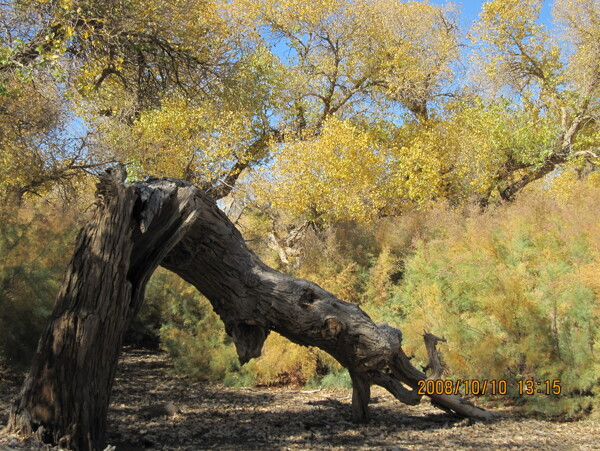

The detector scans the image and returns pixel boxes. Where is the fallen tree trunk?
[7,170,494,451]
[157,182,495,423]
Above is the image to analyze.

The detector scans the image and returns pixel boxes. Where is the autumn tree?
[470,0,600,202]
[239,0,461,264]
[2,0,599,212]
[0,0,279,200]
[252,0,600,224]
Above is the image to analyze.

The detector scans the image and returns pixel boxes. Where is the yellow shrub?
[394,185,600,417]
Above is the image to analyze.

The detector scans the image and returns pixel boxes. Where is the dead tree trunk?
[7,170,494,451]
[159,183,495,423]
[6,168,200,450]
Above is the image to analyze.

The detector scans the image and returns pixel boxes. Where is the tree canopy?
[1,0,598,214]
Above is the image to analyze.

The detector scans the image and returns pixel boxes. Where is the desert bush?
[395,185,600,417]
[0,201,80,368]
[362,246,401,306]
[306,368,352,389]
[246,332,340,387]
[146,269,241,381]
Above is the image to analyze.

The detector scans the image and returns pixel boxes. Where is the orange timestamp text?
[417,379,562,396]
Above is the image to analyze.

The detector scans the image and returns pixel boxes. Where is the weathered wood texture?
[6,170,199,450]
[158,180,495,423]
[7,171,494,451]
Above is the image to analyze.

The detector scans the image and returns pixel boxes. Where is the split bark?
[6,169,200,450]
[7,170,494,451]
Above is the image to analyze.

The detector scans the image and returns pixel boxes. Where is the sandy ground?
[1,349,599,450]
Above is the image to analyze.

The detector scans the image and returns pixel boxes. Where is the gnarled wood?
[157,178,495,422]
[8,172,494,451]
[423,331,447,379]
[7,172,199,450]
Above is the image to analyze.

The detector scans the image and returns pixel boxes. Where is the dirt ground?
[1,349,599,450]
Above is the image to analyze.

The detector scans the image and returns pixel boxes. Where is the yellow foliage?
[247,333,319,386]
[554,0,600,98]
[472,0,561,93]
[363,246,399,306]
[361,0,458,113]
[0,79,68,198]
[256,117,388,222]
[132,97,256,181]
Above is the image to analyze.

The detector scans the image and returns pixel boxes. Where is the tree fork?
[7,170,494,451]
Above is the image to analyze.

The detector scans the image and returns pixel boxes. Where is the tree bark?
[7,171,494,451]
[6,168,200,450]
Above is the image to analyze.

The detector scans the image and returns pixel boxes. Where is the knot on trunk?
[242,270,260,288]
[321,317,345,339]
[231,323,269,364]
[298,287,317,306]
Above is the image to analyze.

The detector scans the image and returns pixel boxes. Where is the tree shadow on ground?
[106,349,499,450]
[3,349,593,450]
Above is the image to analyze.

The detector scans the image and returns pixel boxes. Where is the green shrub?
[0,201,80,368]
[318,369,352,389]
[394,188,600,417]
[144,269,242,381]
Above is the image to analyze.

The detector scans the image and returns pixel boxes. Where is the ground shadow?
[106,349,497,450]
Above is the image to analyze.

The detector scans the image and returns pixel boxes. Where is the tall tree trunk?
[6,168,199,450]
[7,170,494,451]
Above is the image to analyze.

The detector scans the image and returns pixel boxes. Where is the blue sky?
[442,0,485,27]
[432,0,554,29]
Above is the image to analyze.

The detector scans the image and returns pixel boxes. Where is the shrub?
[246,333,319,387]
[394,186,600,417]
[294,223,374,305]
[144,268,241,381]
[0,201,80,368]
[318,369,353,389]
[362,246,400,306]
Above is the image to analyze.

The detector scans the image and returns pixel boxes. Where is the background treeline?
[1,0,600,419]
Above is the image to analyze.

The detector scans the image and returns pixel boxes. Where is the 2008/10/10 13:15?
[416,379,561,396]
